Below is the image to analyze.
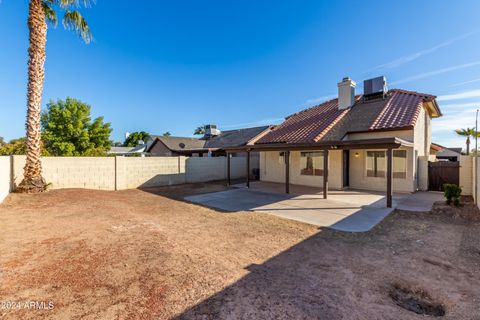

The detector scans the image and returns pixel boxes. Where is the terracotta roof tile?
[256,89,438,144]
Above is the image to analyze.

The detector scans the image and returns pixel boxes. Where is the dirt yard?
[0,183,479,319]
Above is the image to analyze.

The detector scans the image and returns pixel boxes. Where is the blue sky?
[1,0,480,148]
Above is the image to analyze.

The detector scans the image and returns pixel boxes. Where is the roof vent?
[363,76,387,100]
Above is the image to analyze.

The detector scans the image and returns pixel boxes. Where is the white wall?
[0,156,11,203]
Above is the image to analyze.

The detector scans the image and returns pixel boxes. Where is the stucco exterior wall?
[0,156,11,203]
[349,147,415,193]
[459,156,473,195]
[8,156,247,191]
[476,158,479,208]
[344,129,413,142]
[149,141,175,156]
[260,150,345,190]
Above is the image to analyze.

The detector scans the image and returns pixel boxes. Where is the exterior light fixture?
[354,152,360,158]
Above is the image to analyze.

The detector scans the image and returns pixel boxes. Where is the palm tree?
[455,128,476,155]
[17,0,92,193]
[194,126,205,135]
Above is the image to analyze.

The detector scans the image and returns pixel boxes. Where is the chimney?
[337,77,356,109]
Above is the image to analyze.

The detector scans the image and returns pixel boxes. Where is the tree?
[455,128,476,155]
[162,132,171,137]
[194,126,205,135]
[0,138,27,155]
[41,98,112,156]
[0,137,5,147]
[18,0,93,193]
[124,131,149,147]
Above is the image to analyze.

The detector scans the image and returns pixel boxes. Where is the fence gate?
[428,161,460,191]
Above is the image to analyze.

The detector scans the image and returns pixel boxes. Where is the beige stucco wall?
[9,156,247,191]
[260,150,343,190]
[349,147,415,193]
[475,158,479,208]
[345,129,413,142]
[0,156,11,203]
[459,156,473,195]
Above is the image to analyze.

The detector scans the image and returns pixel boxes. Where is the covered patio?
[185,181,443,232]
[225,137,414,208]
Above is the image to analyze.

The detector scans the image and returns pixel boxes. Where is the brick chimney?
[337,77,356,109]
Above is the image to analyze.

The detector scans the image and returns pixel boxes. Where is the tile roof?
[149,136,205,151]
[257,89,437,144]
[147,126,271,152]
[204,126,271,148]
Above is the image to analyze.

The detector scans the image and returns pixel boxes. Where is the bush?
[443,184,462,206]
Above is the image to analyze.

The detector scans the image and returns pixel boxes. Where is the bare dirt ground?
[0,182,479,319]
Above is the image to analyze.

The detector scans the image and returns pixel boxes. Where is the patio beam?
[323,149,329,199]
[246,150,250,188]
[386,148,393,208]
[226,152,231,186]
[285,151,290,194]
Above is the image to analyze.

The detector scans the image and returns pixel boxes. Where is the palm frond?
[62,10,92,43]
[42,1,58,26]
[43,0,94,9]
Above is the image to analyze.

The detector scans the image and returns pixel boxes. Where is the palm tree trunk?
[17,0,47,193]
[466,136,470,155]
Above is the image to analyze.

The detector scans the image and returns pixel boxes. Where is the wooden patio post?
[246,150,250,188]
[323,149,329,199]
[285,151,290,194]
[226,152,231,186]
[386,148,393,208]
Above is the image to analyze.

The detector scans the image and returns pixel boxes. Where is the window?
[366,150,408,179]
[366,151,385,177]
[393,150,407,179]
[278,152,286,164]
[300,151,324,176]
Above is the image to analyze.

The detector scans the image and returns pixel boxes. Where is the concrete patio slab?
[184,182,443,232]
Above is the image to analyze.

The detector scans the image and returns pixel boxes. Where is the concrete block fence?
[0,155,248,202]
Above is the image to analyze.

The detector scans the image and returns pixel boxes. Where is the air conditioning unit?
[363,76,387,99]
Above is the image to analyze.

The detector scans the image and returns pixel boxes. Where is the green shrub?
[443,184,462,206]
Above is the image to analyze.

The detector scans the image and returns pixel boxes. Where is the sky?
[1,0,480,149]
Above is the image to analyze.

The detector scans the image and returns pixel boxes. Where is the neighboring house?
[146,125,273,157]
[225,76,442,202]
[107,144,147,156]
[434,145,463,162]
[146,136,205,157]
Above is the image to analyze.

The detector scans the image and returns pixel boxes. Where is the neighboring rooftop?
[147,125,272,153]
[205,125,271,148]
[148,136,205,152]
[257,89,440,145]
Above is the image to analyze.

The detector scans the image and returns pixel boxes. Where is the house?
[107,144,147,156]
[433,144,463,161]
[146,125,273,157]
[224,76,442,207]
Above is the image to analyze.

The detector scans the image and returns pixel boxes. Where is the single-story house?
[107,144,147,156]
[224,76,442,207]
[434,145,463,161]
[146,125,273,157]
